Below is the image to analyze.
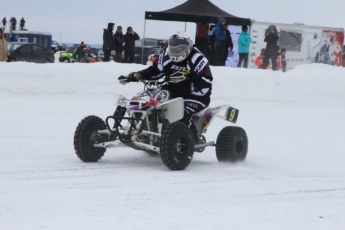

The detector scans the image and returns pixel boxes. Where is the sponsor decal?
[158,55,163,67]
[195,60,206,73]
[186,102,199,109]
[171,65,187,71]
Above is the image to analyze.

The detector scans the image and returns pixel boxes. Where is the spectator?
[223,22,233,66]
[254,48,270,68]
[102,22,115,62]
[0,28,10,62]
[20,17,25,30]
[206,23,216,65]
[277,48,287,72]
[331,41,342,66]
[12,17,17,30]
[74,41,86,62]
[262,25,280,70]
[2,17,6,31]
[319,40,330,63]
[122,26,140,63]
[237,25,252,68]
[9,17,13,31]
[113,25,124,63]
[214,17,227,66]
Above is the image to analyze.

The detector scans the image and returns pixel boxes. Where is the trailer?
[4,30,52,49]
[248,21,344,70]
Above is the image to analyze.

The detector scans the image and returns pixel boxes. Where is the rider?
[118,31,213,141]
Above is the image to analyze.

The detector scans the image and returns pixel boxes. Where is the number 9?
[229,109,236,121]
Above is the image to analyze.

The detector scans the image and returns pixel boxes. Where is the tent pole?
[142,19,147,65]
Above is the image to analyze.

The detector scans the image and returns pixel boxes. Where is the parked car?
[72,44,80,49]
[51,40,68,52]
[60,43,69,51]
[7,42,55,63]
[59,47,77,63]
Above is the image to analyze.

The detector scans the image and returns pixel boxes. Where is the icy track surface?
[0,61,345,230]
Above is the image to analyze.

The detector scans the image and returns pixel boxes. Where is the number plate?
[225,107,239,123]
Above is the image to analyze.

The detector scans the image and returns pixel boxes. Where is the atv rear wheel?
[74,116,107,162]
[159,122,195,170]
[216,126,248,163]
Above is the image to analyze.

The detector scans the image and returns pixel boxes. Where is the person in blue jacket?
[237,25,252,68]
[213,17,227,66]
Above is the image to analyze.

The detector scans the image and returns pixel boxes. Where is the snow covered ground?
[1,58,345,229]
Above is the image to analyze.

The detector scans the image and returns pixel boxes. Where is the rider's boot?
[190,123,199,143]
[190,123,206,152]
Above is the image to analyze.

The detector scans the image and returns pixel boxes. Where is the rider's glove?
[118,75,130,85]
[180,70,198,82]
[128,72,143,81]
[118,72,143,85]
[170,70,198,83]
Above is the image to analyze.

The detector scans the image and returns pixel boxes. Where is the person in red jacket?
[254,48,270,68]
[276,48,287,72]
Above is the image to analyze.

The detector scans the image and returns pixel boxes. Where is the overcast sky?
[3,0,345,44]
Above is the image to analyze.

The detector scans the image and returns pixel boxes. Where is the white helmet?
[168,31,193,62]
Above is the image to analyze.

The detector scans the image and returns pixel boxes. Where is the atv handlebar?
[118,70,190,85]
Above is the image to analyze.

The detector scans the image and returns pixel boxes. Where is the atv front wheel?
[216,126,248,163]
[159,122,195,170]
[74,116,107,162]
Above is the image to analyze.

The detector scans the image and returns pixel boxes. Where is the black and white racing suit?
[137,47,213,138]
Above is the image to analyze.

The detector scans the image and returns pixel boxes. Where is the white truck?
[247,20,344,70]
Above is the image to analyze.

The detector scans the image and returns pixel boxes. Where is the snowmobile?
[73,71,248,170]
[80,47,102,63]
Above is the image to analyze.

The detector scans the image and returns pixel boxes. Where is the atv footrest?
[194,141,215,149]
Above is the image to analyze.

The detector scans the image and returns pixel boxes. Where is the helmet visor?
[169,44,188,57]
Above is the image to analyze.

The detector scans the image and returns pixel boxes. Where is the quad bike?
[73,72,248,170]
[80,48,102,63]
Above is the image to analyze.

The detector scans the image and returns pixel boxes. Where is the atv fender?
[157,97,184,123]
